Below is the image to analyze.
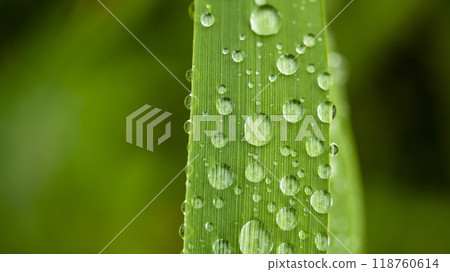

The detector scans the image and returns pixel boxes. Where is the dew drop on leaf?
[314,233,330,251]
[239,219,273,253]
[277,243,294,254]
[277,54,299,75]
[310,190,333,214]
[317,100,337,123]
[318,164,332,179]
[200,12,215,27]
[244,113,274,146]
[211,132,228,148]
[213,239,232,254]
[276,206,298,231]
[317,72,333,91]
[216,97,234,115]
[208,163,234,190]
[245,162,266,183]
[283,99,304,123]
[232,49,245,62]
[305,137,324,157]
[280,175,300,196]
[250,5,282,36]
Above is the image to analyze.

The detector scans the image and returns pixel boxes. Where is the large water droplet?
[303,33,316,47]
[283,99,304,123]
[183,120,191,134]
[216,97,234,115]
[317,72,333,90]
[232,49,245,62]
[280,175,300,196]
[277,243,294,254]
[245,162,266,183]
[317,101,337,123]
[276,206,298,231]
[314,233,330,251]
[250,5,282,36]
[211,132,228,148]
[318,164,332,179]
[311,190,333,214]
[208,163,234,190]
[213,239,232,254]
[239,220,273,253]
[277,54,299,75]
[305,137,324,157]
[200,12,215,27]
[244,113,274,146]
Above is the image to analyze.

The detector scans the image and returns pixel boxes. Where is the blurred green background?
[0,0,449,253]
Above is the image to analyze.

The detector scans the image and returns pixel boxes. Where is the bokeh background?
[0,0,449,253]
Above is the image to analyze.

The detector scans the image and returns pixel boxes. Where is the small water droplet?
[318,72,333,91]
[211,132,228,148]
[248,82,254,88]
[318,164,332,179]
[192,196,204,209]
[298,230,308,240]
[296,44,306,54]
[283,99,304,123]
[277,243,294,254]
[280,175,300,196]
[244,113,274,146]
[330,143,339,156]
[184,95,192,110]
[213,196,224,209]
[307,64,316,73]
[179,224,185,239]
[216,97,234,115]
[317,101,337,123]
[205,222,214,231]
[239,219,273,253]
[303,33,316,47]
[269,74,278,82]
[183,120,191,134]
[250,5,282,36]
[277,54,299,75]
[304,186,312,195]
[311,190,333,214]
[245,162,266,183]
[305,137,324,157]
[200,12,215,27]
[276,206,298,231]
[239,34,246,41]
[256,41,263,47]
[213,239,232,254]
[280,145,291,156]
[290,149,297,157]
[268,202,276,213]
[234,186,243,195]
[232,49,245,62]
[181,200,190,214]
[222,48,229,55]
[253,193,262,202]
[185,69,193,82]
[276,43,283,50]
[254,0,268,5]
[297,168,305,178]
[217,84,227,94]
[208,163,234,190]
[292,160,299,167]
[315,233,330,251]
[246,69,252,75]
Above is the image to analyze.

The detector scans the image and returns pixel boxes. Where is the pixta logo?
[126,105,172,152]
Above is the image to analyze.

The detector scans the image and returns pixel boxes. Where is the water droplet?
[188,2,195,20]
[276,206,298,231]
[280,175,300,196]
[317,101,337,123]
[256,41,263,47]
[290,149,297,157]
[248,82,254,88]
[192,196,204,209]
[232,49,245,62]
[205,222,214,231]
[330,143,339,156]
[234,186,243,195]
[200,12,215,27]
[298,230,308,240]
[185,69,193,82]
[213,239,232,254]
[250,5,281,36]
[296,44,306,54]
[315,233,330,251]
[179,224,185,239]
[211,132,228,148]
[292,160,299,167]
[184,95,192,110]
[239,34,246,41]
[244,113,274,146]
[181,200,190,214]
[268,202,276,213]
[217,84,227,94]
[317,72,333,90]
[213,196,224,209]
[303,33,316,47]
[208,163,234,190]
[265,177,272,184]
[304,186,312,195]
[239,220,273,253]
[283,99,304,123]
[253,193,262,202]
[280,145,290,156]
[297,168,305,178]
[305,137,324,157]
[277,243,294,254]
[311,190,333,214]
[222,48,229,55]
[318,164,332,179]
[276,43,283,50]
[216,97,234,115]
[254,0,268,5]
[277,54,299,75]
[307,64,316,73]
[183,120,191,134]
[246,69,252,75]
[269,74,278,82]
[245,162,266,183]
